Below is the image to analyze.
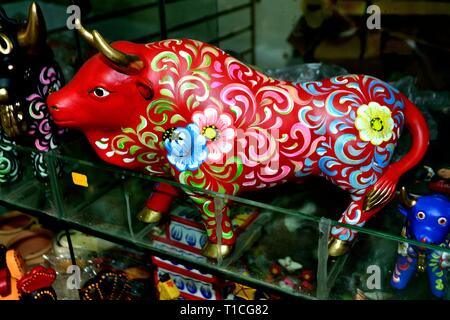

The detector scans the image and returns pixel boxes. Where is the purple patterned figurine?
[391,187,450,298]
[0,2,64,182]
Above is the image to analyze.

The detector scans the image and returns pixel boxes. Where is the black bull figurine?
[0,2,64,183]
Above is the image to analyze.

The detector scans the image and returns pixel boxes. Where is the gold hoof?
[328,238,351,257]
[137,208,162,223]
[201,242,233,259]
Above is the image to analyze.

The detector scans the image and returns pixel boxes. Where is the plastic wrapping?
[266,63,447,142]
[265,63,349,84]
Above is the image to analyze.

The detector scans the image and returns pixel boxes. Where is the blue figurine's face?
[400,195,450,245]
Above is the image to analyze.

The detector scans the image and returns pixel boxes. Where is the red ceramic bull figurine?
[48,20,429,259]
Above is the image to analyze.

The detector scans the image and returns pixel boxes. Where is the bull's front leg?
[391,252,417,291]
[189,193,235,259]
[137,182,179,223]
[140,180,235,259]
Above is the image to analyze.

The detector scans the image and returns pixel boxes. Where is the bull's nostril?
[420,237,430,243]
[50,105,59,111]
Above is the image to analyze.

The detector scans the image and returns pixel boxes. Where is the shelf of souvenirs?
[0,137,449,300]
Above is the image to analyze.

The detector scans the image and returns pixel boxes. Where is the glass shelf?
[1,137,448,300]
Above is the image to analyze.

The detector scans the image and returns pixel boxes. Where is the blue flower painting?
[164,124,208,172]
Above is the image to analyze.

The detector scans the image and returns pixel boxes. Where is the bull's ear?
[136,79,153,100]
[398,204,408,217]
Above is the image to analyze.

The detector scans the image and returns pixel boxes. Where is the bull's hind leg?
[329,166,398,256]
[328,193,366,256]
[328,189,395,256]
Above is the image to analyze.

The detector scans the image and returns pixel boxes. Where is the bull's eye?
[91,87,110,98]
[438,217,447,226]
[416,211,426,220]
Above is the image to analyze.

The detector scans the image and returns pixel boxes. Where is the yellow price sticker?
[71,172,89,187]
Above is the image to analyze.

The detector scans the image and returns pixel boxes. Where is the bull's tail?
[363,97,429,212]
[392,97,429,176]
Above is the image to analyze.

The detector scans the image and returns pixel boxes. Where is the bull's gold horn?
[92,31,144,74]
[75,18,94,46]
[399,186,417,209]
[17,2,46,53]
[76,19,144,74]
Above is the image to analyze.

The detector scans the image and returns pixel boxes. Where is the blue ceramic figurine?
[391,187,450,298]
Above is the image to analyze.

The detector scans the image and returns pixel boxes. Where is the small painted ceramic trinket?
[0,2,64,182]
[391,187,450,298]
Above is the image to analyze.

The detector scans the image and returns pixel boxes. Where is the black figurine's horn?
[17,2,47,53]
[399,186,417,209]
[0,33,13,55]
[75,18,144,75]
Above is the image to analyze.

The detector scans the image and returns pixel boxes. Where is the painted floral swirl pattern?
[27,66,64,152]
[26,65,64,180]
[95,39,407,244]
